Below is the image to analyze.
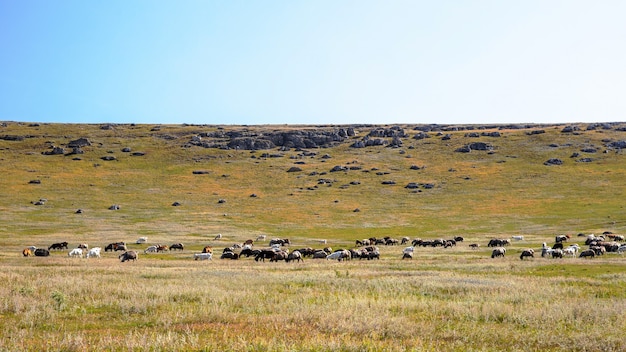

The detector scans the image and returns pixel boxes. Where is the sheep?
[86,247,101,258]
[519,249,534,260]
[68,248,83,258]
[194,252,213,261]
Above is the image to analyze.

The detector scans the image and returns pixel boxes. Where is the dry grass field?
[1,121,626,351]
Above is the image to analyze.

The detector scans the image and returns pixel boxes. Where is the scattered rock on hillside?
[287,166,302,173]
[330,165,347,172]
[455,142,493,153]
[544,158,563,166]
[192,170,210,174]
[42,147,65,155]
[606,140,626,149]
[29,179,41,184]
[101,156,116,161]
[68,138,91,148]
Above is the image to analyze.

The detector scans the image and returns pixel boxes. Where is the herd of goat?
[19,232,626,263]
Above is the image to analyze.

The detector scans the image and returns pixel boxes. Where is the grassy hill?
[1,121,625,246]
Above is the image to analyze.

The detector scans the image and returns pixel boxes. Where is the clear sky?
[1,0,625,125]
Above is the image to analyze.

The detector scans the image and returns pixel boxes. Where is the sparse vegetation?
[1,122,626,351]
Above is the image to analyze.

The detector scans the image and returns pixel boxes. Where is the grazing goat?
[194,252,213,261]
[469,243,480,250]
[555,235,569,243]
[119,251,138,262]
[49,242,68,250]
[77,243,89,250]
[579,249,596,259]
[491,248,506,258]
[34,248,50,257]
[511,236,524,241]
[220,252,239,260]
[563,244,580,257]
[256,235,267,241]
[214,233,222,240]
[326,250,350,261]
[551,249,563,259]
[86,247,101,258]
[22,248,34,257]
[68,248,83,258]
[136,237,148,244]
[144,245,158,254]
[402,252,413,259]
[519,249,534,260]
[170,243,184,251]
[286,250,303,263]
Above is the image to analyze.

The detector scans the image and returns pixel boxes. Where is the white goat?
[564,244,580,257]
[194,252,213,261]
[68,248,83,258]
[86,247,101,258]
[144,245,158,254]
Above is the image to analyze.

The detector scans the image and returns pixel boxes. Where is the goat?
[86,247,101,258]
[491,248,506,258]
[519,249,534,260]
[286,250,303,263]
[194,252,213,261]
[170,243,184,251]
[68,248,83,258]
[326,250,350,261]
[119,251,138,262]
[579,249,595,259]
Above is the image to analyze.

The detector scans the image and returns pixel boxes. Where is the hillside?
[1,121,626,247]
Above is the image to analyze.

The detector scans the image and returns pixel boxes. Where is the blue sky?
[1,0,625,125]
